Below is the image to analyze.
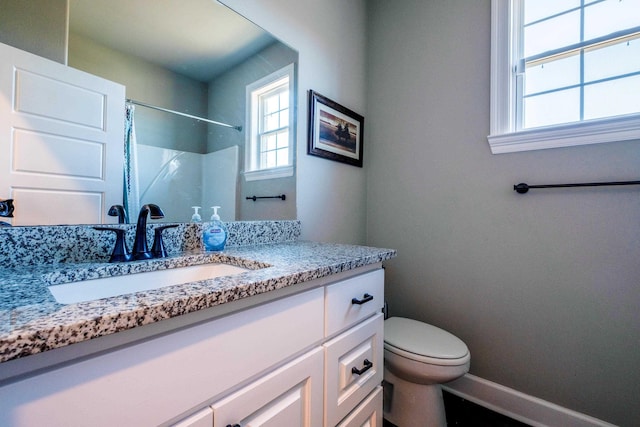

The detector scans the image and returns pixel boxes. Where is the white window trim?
[244,63,295,180]
[488,0,640,154]
[244,165,293,181]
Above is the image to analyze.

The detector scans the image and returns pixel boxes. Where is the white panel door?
[211,347,324,427]
[0,41,125,225]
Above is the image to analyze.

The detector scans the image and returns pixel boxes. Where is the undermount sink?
[47,263,248,304]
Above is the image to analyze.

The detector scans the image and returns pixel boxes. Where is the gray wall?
[207,42,297,220]
[366,1,640,425]
[68,34,209,154]
[224,0,369,244]
[0,0,67,64]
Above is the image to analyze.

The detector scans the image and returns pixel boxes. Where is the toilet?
[383,317,470,427]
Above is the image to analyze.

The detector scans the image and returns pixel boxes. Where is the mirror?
[4,0,297,225]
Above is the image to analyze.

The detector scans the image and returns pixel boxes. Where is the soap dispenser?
[191,206,202,222]
[202,206,227,251]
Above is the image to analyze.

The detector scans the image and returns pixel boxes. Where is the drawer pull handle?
[351,293,373,305]
[352,359,373,375]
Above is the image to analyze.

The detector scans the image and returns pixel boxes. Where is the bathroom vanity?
[0,222,395,427]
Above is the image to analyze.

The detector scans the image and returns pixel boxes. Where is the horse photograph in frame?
[307,90,364,167]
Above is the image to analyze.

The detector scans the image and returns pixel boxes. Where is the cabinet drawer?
[336,386,383,427]
[324,313,384,427]
[325,269,384,337]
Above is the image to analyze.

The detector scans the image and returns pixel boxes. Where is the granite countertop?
[0,241,396,363]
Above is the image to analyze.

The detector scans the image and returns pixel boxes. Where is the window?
[245,64,294,180]
[489,0,640,153]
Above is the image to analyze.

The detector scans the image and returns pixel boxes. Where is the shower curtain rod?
[126,99,242,132]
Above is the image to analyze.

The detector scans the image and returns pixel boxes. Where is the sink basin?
[48,263,248,304]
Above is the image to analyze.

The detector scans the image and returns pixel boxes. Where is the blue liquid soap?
[203,206,227,251]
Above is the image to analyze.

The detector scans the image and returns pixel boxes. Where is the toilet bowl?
[383,317,470,427]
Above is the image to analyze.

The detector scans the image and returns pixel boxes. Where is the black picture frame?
[307,90,364,167]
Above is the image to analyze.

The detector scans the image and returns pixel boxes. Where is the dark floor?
[383,391,531,427]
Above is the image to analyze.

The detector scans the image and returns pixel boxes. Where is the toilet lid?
[384,317,469,360]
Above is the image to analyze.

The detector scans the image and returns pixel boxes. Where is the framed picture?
[307,90,364,167]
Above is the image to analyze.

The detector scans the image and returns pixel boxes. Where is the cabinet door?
[172,407,214,427]
[324,313,384,427]
[212,347,323,427]
[337,387,383,427]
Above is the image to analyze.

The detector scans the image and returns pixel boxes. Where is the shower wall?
[137,145,238,223]
[202,146,239,222]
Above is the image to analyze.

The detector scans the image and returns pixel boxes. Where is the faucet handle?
[94,227,133,262]
[151,224,179,258]
[0,199,14,218]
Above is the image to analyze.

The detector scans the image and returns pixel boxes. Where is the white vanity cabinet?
[0,266,385,427]
[180,267,385,427]
[0,287,325,426]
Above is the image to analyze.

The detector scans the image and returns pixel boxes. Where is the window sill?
[487,114,640,154]
[244,166,294,181]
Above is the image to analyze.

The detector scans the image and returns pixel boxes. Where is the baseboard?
[442,374,616,427]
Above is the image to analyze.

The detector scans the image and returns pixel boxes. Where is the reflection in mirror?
[1,0,297,226]
[69,0,297,224]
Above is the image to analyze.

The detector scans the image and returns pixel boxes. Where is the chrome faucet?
[132,204,164,260]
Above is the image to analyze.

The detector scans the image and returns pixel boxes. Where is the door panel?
[212,348,323,427]
[0,41,125,225]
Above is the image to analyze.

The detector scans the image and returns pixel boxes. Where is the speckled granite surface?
[0,238,395,363]
[0,220,301,268]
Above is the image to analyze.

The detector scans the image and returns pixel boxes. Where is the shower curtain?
[124,104,140,222]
